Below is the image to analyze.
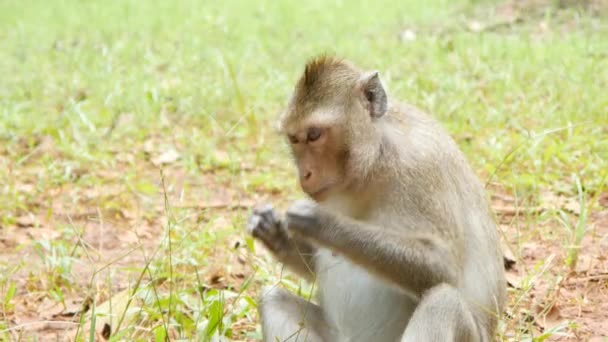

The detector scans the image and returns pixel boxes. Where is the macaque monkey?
[247,56,505,342]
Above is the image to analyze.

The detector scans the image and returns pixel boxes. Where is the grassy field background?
[1,0,607,340]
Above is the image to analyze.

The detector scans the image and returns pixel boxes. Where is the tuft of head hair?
[279,56,363,132]
[287,55,360,114]
[302,55,347,87]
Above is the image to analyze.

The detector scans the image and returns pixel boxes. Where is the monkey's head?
[279,56,388,202]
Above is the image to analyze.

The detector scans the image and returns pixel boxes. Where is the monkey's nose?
[299,171,314,192]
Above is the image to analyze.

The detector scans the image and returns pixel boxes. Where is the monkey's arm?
[287,201,459,296]
[272,236,317,281]
[248,205,317,281]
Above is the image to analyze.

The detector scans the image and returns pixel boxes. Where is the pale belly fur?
[315,248,416,342]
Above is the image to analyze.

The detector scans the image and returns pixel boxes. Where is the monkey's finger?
[255,217,277,237]
[259,207,279,226]
[246,215,262,236]
[247,214,276,240]
[252,225,279,249]
[285,215,305,233]
[286,203,320,235]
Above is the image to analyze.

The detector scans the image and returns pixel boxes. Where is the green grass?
[0,0,607,341]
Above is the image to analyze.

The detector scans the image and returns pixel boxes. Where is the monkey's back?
[390,104,506,330]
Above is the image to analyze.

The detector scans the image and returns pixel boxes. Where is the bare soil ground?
[1,137,607,340]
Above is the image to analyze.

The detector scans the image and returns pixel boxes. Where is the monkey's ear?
[359,71,387,118]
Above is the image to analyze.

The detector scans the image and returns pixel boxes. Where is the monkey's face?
[286,123,347,202]
[279,57,388,202]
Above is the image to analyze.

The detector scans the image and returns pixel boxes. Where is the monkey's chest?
[315,249,415,342]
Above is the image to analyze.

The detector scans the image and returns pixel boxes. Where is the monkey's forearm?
[272,236,317,281]
[313,214,459,296]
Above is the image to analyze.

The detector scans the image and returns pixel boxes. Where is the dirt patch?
[1,134,607,340]
[499,192,608,340]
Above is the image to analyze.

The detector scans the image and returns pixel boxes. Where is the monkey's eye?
[307,127,322,143]
[288,135,299,144]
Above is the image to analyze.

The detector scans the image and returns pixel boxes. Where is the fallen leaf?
[501,240,517,270]
[25,227,61,241]
[231,272,245,279]
[15,215,36,228]
[143,139,156,154]
[506,271,522,289]
[210,273,224,285]
[151,148,180,166]
[56,296,92,318]
[80,289,143,340]
[15,183,35,194]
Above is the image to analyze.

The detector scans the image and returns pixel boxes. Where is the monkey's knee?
[420,284,467,314]
[258,285,285,315]
[257,285,328,342]
[402,284,481,342]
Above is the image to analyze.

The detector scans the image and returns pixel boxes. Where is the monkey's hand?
[247,204,291,255]
[286,199,322,238]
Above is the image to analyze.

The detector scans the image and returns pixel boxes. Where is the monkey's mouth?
[309,186,332,202]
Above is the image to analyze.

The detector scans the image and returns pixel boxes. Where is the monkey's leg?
[401,284,486,342]
[259,286,332,342]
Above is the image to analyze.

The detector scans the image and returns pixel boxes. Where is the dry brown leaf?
[151,148,180,166]
[25,227,61,241]
[80,288,143,340]
[142,139,156,154]
[506,271,523,289]
[15,215,36,228]
[15,183,35,194]
[115,152,135,164]
[58,297,91,317]
[501,240,517,270]
[210,273,225,285]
